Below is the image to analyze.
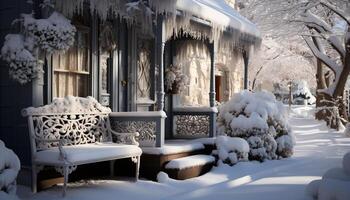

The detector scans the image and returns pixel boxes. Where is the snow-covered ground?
[17,105,350,200]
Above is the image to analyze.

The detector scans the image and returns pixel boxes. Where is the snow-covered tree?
[300,0,350,130]
[237,0,350,129]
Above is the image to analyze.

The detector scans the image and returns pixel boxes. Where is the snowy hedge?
[217,91,294,161]
[305,152,350,200]
[0,140,21,195]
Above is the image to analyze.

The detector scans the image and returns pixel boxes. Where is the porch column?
[154,15,166,147]
[209,42,216,107]
[243,50,249,90]
[156,16,165,111]
[209,42,217,137]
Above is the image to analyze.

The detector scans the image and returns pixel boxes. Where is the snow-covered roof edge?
[150,0,261,51]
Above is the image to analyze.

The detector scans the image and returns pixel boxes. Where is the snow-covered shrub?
[217,90,294,161]
[22,12,76,53]
[305,152,350,200]
[212,136,249,165]
[293,80,316,105]
[165,64,188,94]
[0,140,21,195]
[0,34,43,84]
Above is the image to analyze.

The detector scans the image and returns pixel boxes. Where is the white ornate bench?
[22,96,142,196]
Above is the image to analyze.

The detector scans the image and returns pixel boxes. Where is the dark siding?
[0,0,37,166]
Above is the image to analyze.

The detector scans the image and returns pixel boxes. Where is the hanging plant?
[0,34,43,84]
[165,64,188,94]
[22,12,76,53]
[0,7,76,84]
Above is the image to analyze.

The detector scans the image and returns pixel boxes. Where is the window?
[52,23,91,98]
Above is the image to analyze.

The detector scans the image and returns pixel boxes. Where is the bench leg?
[31,164,37,193]
[110,160,115,177]
[62,166,69,197]
[135,156,140,181]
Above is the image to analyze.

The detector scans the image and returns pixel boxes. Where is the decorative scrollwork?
[131,156,139,163]
[174,115,209,137]
[110,120,156,144]
[54,165,77,175]
[32,113,110,150]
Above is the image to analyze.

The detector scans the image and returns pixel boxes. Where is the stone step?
[164,155,215,180]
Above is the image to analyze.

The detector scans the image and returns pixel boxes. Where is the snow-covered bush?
[293,80,316,105]
[212,136,249,165]
[165,64,188,94]
[305,152,350,200]
[0,140,21,195]
[0,34,43,84]
[22,12,76,53]
[217,90,294,161]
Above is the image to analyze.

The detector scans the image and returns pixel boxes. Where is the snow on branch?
[319,0,350,25]
[303,36,342,75]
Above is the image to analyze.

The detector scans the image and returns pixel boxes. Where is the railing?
[172,107,217,138]
[109,111,167,147]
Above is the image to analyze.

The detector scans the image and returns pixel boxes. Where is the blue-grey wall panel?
[0,0,36,167]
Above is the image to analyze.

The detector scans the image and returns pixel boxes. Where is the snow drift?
[217,90,294,161]
[305,152,350,200]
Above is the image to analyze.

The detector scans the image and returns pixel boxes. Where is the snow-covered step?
[164,155,216,180]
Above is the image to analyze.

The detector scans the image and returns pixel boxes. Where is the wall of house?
[0,0,39,168]
[173,40,244,107]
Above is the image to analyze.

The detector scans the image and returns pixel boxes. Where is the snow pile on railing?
[305,152,350,200]
[217,90,294,161]
[0,140,21,198]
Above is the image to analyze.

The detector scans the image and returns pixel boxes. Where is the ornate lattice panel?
[174,115,210,137]
[110,120,156,144]
[32,114,110,150]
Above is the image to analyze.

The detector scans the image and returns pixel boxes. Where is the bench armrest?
[109,128,139,146]
[33,137,68,162]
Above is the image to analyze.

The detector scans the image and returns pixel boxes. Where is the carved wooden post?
[243,50,249,90]
[209,42,216,107]
[154,15,166,147]
[209,42,217,137]
[156,16,165,111]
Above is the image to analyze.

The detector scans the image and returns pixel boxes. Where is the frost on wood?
[22,12,76,53]
[0,140,21,195]
[0,34,43,84]
[305,151,350,200]
[213,136,249,165]
[217,90,294,161]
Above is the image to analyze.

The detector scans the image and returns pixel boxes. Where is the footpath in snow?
[17,105,350,200]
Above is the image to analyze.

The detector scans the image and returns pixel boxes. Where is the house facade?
[0,0,260,182]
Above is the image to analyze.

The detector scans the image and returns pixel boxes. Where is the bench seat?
[35,143,142,165]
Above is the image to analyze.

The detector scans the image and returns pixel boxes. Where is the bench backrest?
[22,96,112,151]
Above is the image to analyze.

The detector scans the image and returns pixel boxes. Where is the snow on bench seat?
[165,155,215,170]
[35,143,142,165]
[142,142,204,155]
